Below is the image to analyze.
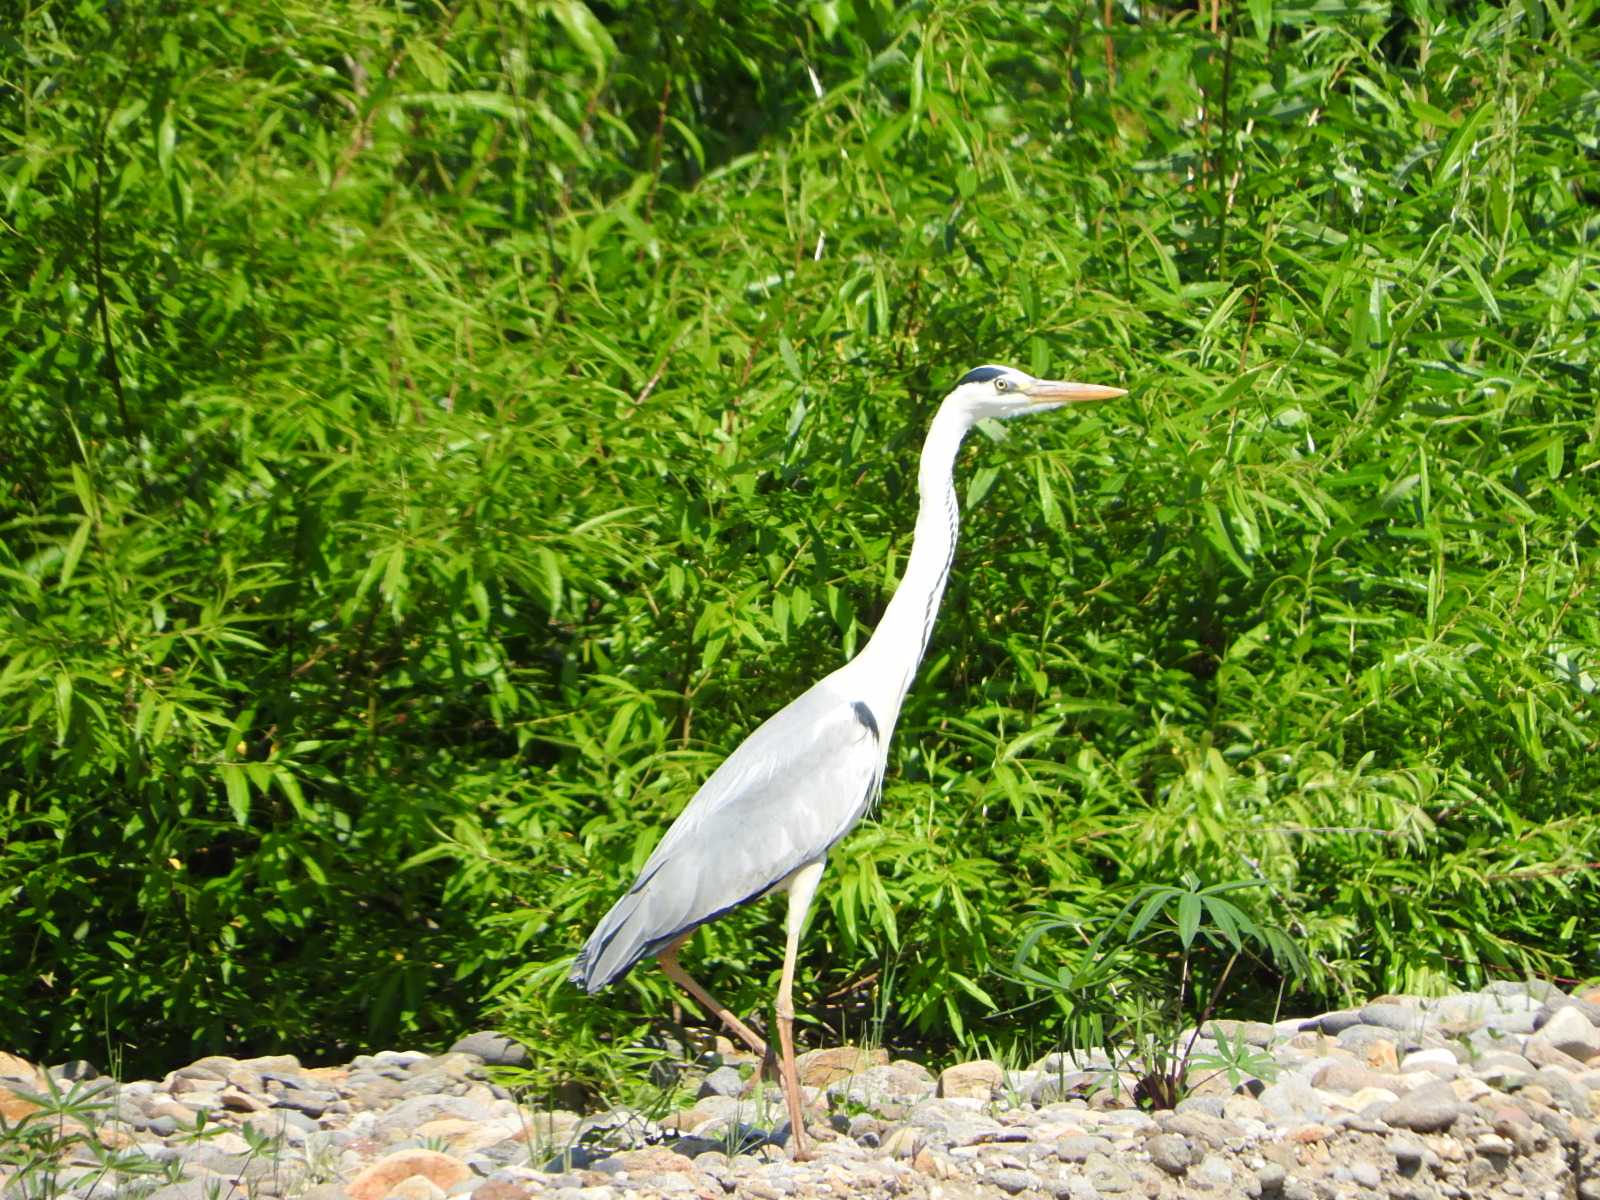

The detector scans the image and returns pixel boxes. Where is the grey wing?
[569,681,883,992]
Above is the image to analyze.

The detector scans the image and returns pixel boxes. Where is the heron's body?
[571,674,883,991]
[570,364,1125,1157]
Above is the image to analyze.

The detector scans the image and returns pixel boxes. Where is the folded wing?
[570,681,884,992]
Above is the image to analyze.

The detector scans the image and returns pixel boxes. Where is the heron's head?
[946,364,1126,421]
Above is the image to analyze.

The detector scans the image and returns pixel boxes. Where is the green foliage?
[0,1074,175,1200]
[2,0,1597,1088]
[1013,874,1307,1107]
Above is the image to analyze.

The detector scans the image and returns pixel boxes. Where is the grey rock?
[1190,1152,1235,1190]
[1519,1102,1577,1149]
[1312,1010,1365,1035]
[1051,1176,1102,1200]
[137,1182,220,1200]
[1360,1002,1426,1033]
[1256,1162,1287,1193]
[373,1094,497,1138]
[1349,1160,1381,1188]
[1096,1108,1156,1132]
[1145,1132,1193,1175]
[987,1167,1041,1194]
[1524,1033,1590,1072]
[696,1066,743,1099]
[1257,1077,1330,1124]
[1202,1020,1278,1047]
[1381,1081,1463,1132]
[632,1173,694,1194]
[1057,1134,1114,1162]
[272,1089,335,1118]
[1532,1066,1592,1117]
[47,1060,101,1083]
[1475,1010,1541,1036]
[540,1146,607,1172]
[1535,1003,1600,1059]
[1337,1112,1391,1133]
[1400,1047,1460,1077]
[1159,1111,1238,1147]
[347,1075,407,1107]
[1434,991,1542,1026]
[1311,1062,1394,1093]
[1387,1135,1426,1171]
[1174,1094,1227,1118]
[1338,1024,1414,1056]
[1003,1069,1044,1100]
[1475,1049,1536,1075]
[845,1113,885,1146]
[243,1108,318,1143]
[367,1050,432,1069]
[825,1062,936,1108]
[1028,1071,1101,1106]
[1484,979,1568,1003]
[1083,1152,1135,1193]
[447,1033,530,1068]
[1029,1050,1112,1074]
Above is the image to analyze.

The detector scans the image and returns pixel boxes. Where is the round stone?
[445,1034,528,1069]
[1381,1081,1463,1133]
[1145,1132,1193,1175]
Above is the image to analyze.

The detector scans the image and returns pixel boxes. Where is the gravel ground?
[5,980,1600,1200]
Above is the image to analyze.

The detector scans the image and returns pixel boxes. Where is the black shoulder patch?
[956,365,1006,386]
[851,700,880,740]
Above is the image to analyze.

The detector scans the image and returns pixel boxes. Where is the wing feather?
[570,679,883,991]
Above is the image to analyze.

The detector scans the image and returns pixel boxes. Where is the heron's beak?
[1024,379,1128,405]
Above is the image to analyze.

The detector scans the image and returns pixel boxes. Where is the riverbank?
[4,980,1599,1200]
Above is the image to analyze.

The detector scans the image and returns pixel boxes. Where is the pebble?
[1382,1080,1464,1132]
[1144,1132,1193,1174]
[4,989,1599,1200]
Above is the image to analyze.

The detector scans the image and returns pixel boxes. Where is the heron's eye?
[994,378,1011,393]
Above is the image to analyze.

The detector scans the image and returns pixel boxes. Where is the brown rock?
[170,1076,223,1096]
[1,1084,43,1123]
[1223,1095,1268,1122]
[219,1087,267,1113]
[0,1053,44,1084]
[1381,1081,1463,1132]
[609,1147,697,1175]
[1312,1063,1395,1093]
[794,1045,888,1087]
[469,1183,533,1200]
[911,1145,959,1179]
[1344,1086,1400,1110]
[1287,1123,1334,1143]
[346,1150,470,1200]
[383,1180,445,1200]
[937,1060,1003,1100]
[1523,1035,1588,1072]
[412,1117,495,1151]
[881,1125,923,1159]
[1360,1038,1400,1072]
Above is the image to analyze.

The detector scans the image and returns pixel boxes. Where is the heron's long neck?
[853,403,972,719]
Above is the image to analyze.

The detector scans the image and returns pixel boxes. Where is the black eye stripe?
[957,366,1007,386]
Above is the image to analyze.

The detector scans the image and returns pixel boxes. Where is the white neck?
[847,399,974,725]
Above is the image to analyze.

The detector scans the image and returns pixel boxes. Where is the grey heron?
[570,364,1126,1157]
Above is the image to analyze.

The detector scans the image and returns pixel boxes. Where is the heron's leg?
[776,860,826,1161]
[657,935,769,1059]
